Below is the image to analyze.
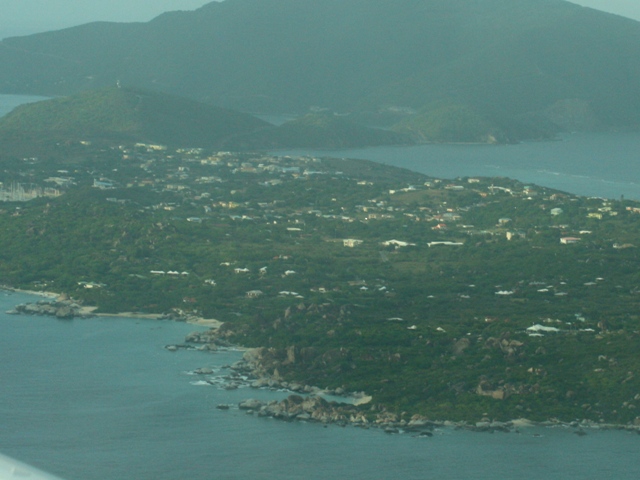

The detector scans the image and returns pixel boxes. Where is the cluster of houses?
[46,146,633,303]
[70,146,624,254]
[150,270,190,276]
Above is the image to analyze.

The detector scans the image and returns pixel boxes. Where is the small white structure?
[560,237,581,244]
[526,324,561,334]
[343,239,364,248]
[381,239,416,247]
[427,241,464,247]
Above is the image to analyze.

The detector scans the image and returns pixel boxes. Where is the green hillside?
[393,102,506,144]
[0,86,270,148]
[1,0,640,140]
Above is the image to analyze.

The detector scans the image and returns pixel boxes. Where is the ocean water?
[277,131,640,201]
[1,292,639,480]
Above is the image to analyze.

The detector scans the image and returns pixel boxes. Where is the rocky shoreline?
[183,330,640,436]
[4,289,222,326]
[7,298,92,319]
[6,290,640,436]
[233,395,640,436]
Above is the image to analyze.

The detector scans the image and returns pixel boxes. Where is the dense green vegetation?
[2,0,640,141]
[1,141,640,425]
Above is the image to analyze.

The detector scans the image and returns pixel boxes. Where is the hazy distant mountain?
[0,87,409,150]
[231,113,411,149]
[2,0,640,140]
[0,86,270,147]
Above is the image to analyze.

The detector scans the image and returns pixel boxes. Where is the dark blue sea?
[1,95,640,479]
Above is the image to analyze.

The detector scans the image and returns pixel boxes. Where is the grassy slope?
[0,86,271,147]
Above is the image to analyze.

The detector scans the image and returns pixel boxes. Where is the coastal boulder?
[452,338,470,355]
[239,399,264,410]
[55,305,74,319]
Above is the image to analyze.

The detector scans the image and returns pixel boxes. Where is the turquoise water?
[277,131,640,200]
[1,292,639,480]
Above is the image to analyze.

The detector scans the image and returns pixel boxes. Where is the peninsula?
[1,139,640,427]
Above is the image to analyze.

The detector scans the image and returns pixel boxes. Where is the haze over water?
[3,93,639,201]
[0,94,48,117]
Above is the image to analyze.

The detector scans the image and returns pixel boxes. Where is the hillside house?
[560,237,581,244]
[343,239,364,248]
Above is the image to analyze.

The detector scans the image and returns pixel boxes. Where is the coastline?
[1,285,58,299]
[4,285,639,433]
[1,286,223,328]
[95,311,223,328]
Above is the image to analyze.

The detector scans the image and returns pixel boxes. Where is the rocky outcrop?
[233,394,471,434]
[237,395,382,428]
[184,330,232,348]
[9,299,90,319]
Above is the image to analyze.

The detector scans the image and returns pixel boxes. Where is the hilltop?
[0,86,270,148]
[2,0,640,141]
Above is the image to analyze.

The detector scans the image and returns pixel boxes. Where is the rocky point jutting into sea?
[183,328,640,435]
[7,297,88,319]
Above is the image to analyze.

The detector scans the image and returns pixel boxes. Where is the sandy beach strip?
[80,306,223,327]
[3,288,222,328]
[1,286,59,298]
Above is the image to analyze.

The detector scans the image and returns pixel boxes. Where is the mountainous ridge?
[1,0,640,141]
[233,113,412,149]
